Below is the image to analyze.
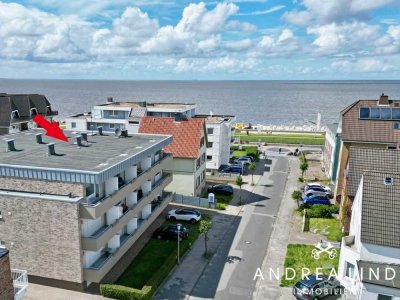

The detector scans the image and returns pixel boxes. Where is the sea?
[0,79,399,126]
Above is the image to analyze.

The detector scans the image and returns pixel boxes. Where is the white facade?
[338,177,400,300]
[202,115,236,170]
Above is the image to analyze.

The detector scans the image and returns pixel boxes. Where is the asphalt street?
[189,156,289,300]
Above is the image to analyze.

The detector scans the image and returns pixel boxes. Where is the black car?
[293,274,341,300]
[207,184,234,195]
[153,224,189,240]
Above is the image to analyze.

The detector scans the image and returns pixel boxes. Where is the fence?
[172,193,216,209]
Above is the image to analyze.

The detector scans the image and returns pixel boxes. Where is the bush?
[100,284,151,300]
[216,203,226,210]
[302,204,339,218]
[298,177,304,182]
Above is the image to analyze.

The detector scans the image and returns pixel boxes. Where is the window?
[207,142,213,148]
[71,122,76,129]
[393,108,400,120]
[345,262,355,278]
[381,108,391,119]
[360,107,370,119]
[384,177,394,186]
[109,123,115,129]
[30,108,37,117]
[207,128,214,135]
[200,137,205,147]
[378,295,392,300]
[11,110,20,119]
[370,108,380,119]
[109,110,118,116]
[393,123,400,130]
[207,155,212,161]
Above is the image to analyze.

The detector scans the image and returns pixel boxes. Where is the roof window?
[384,177,394,186]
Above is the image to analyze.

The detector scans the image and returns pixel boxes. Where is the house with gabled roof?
[338,171,400,299]
[139,117,207,196]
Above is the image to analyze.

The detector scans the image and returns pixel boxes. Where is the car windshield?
[295,282,310,290]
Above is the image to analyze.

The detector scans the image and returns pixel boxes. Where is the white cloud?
[251,29,301,57]
[237,5,285,16]
[173,56,259,73]
[331,58,394,73]
[282,10,313,26]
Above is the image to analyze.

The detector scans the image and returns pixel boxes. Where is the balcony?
[81,154,172,219]
[83,192,173,283]
[12,269,28,300]
[81,174,173,251]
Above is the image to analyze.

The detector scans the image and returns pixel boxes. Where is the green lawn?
[281,244,340,287]
[116,220,202,289]
[234,133,325,145]
[309,218,342,242]
[232,150,247,157]
[215,194,233,204]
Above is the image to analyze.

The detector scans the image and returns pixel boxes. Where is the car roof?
[299,275,327,287]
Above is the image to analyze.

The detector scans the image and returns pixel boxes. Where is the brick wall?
[0,177,85,197]
[0,251,14,300]
[0,195,83,284]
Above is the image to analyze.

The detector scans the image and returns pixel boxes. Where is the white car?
[234,157,252,165]
[304,183,332,192]
[167,208,202,223]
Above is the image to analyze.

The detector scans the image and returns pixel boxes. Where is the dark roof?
[139,117,205,159]
[348,147,400,197]
[0,247,9,259]
[361,172,400,248]
[0,96,12,127]
[341,96,400,143]
[358,260,400,289]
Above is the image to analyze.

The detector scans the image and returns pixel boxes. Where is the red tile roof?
[139,117,205,159]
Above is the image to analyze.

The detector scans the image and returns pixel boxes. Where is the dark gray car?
[293,275,341,299]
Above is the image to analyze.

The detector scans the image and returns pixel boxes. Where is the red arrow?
[32,114,69,143]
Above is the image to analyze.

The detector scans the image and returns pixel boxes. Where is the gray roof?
[0,130,172,184]
[358,260,400,289]
[0,96,12,127]
[361,172,400,248]
[348,147,400,197]
[130,107,147,117]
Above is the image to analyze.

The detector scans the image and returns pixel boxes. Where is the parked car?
[303,183,332,193]
[243,155,256,162]
[302,194,331,205]
[207,184,234,195]
[153,224,188,240]
[167,208,202,223]
[220,165,243,174]
[234,157,252,165]
[303,189,332,199]
[293,274,341,299]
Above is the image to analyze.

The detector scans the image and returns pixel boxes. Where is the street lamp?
[177,224,181,265]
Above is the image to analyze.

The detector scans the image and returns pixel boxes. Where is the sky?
[0,0,399,80]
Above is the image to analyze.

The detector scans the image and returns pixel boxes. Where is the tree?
[199,217,212,256]
[300,160,309,177]
[291,190,302,208]
[235,175,244,205]
[249,162,256,185]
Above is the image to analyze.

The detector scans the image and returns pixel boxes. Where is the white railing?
[12,269,28,300]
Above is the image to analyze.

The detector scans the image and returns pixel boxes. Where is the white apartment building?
[338,171,400,300]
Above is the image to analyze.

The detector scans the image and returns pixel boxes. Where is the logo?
[311,242,337,260]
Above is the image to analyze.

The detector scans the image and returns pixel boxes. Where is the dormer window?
[30,108,37,117]
[46,105,52,114]
[11,110,20,119]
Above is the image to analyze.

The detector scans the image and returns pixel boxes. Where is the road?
[189,156,289,300]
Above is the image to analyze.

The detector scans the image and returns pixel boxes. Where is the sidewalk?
[252,157,301,300]
[153,160,265,300]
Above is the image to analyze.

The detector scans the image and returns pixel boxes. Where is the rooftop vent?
[107,97,113,103]
[47,143,56,156]
[379,93,389,105]
[98,126,103,136]
[5,139,17,152]
[384,177,394,186]
[76,136,83,147]
[35,133,44,144]
[81,133,88,142]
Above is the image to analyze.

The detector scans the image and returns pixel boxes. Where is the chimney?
[81,133,88,142]
[35,133,43,144]
[379,93,389,105]
[47,143,56,156]
[98,126,103,136]
[107,97,113,103]
[76,136,83,147]
[5,139,17,152]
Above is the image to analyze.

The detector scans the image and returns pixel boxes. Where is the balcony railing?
[12,269,28,300]
[83,154,172,207]
[87,252,113,270]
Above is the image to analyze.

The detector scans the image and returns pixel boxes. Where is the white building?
[338,171,400,300]
[65,98,196,134]
[195,115,236,171]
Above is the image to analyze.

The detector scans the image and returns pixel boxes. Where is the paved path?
[25,284,110,300]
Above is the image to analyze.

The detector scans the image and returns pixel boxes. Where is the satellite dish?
[115,128,122,137]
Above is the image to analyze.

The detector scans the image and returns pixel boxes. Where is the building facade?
[139,117,207,196]
[0,130,173,290]
[195,115,236,171]
[0,94,57,135]
[322,122,341,184]
[0,248,14,300]
[338,172,400,300]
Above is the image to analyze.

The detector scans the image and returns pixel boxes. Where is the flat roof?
[0,129,171,174]
[97,102,196,109]
[195,114,235,124]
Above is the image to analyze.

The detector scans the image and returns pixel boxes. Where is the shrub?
[302,204,340,218]
[216,203,226,210]
[100,284,151,300]
[298,177,304,182]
